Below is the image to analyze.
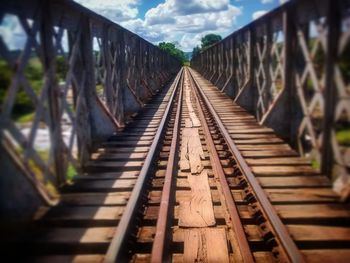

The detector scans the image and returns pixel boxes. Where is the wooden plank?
[251,166,319,176]
[180,128,205,174]
[179,131,190,171]
[185,118,192,128]
[227,128,274,134]
[275,204,350,219]
[185,77,201,127]
[265,188,339,203]
[44,206,125,221]
[148,189,243,205]
[34,227,115,243]
[61,192,130,205]
[287,225,350,241]
[91,152,147,160]
[183,228,229,263]
[241,150,298,158]
[35,255,105,263]
[187,129,204,174]
[63,179,136,191]
[74,171,139,180]
[235,138,284,144]
[246,157,311,166]
[302,249,350,263]
[101,140,152,147]
[258,176,331,188]
[85,161,143,169]
[96,146,150,153]
[230,133,279,139]
[146,205,232,221]
[237,144,291,151]
[178,170,216,227]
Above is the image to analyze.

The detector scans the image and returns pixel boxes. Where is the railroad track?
[3,67,350,262]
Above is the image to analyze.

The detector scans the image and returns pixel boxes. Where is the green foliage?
[56,55,68,81]
[201,34,222,51]
[192,46,201,58]
[0,60,12,105]
[311,159,320,169]
[0,55,68,122]
[11,57,44,118]
[66,164,77,182]
[158,42,188,65]
[16,111,35,123]
[336,128,350,146]
[191,34,222,59]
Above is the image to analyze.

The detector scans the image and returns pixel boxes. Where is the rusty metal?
[0,0,181,194]
[187,68,255,263]
[191,0,350,183]
[188,67,305,263]
[104,68,183,263]
[150,68,184,263]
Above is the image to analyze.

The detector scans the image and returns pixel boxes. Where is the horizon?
[74,0,287,52]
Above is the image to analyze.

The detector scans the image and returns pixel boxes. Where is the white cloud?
[279,0,289,4]
[74,0,140,22]
[139,0,242,50]
[261,0,273,3]
[0,14,27,50]
[74,0,242,51]
[252,10,267,20]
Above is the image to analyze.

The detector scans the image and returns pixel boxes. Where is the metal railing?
[0,0,181,199]
[191,0,350,185]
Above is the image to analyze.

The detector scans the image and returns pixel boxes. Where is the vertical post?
[116,29,125,125]
[78,15,95,163]
[40,0,67,185]
[265,18,273,108]
[102,26,114,114]
[248,27,257,113]
[283,2,298,145]
[225,35,236,98]
[231,36,237,97]
[321,0,340,176]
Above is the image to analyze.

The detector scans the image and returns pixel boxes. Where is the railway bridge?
[0,0,350,262]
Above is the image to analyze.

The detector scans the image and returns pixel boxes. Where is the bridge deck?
[190,69,350,261]
[2,68,350,262]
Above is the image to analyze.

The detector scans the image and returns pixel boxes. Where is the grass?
[21,148,77,196]
[15,111,35,123]
[66,164,77,182]
[96,84,104,94]
[311,159,320,169]
[336,128,350,146]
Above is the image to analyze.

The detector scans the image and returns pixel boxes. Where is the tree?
[201,34,222,51]
[158,42,188,65]
[192,46,201,58]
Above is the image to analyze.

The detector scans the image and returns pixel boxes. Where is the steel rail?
[150,69,184,263]
[188,68,305,263]
[104,68,183,263]
[187,67,255,263]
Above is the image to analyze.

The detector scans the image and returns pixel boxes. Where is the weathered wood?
[183,228,229,263]
[287,225,350,241]
[33,227,115,244]
[178,170,216,227]
[180,128,205,174]
[61,192,131,206]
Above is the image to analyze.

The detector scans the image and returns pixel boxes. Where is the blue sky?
[72,0,288,51]
[0,0,287,52]
[73,0,287,51]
